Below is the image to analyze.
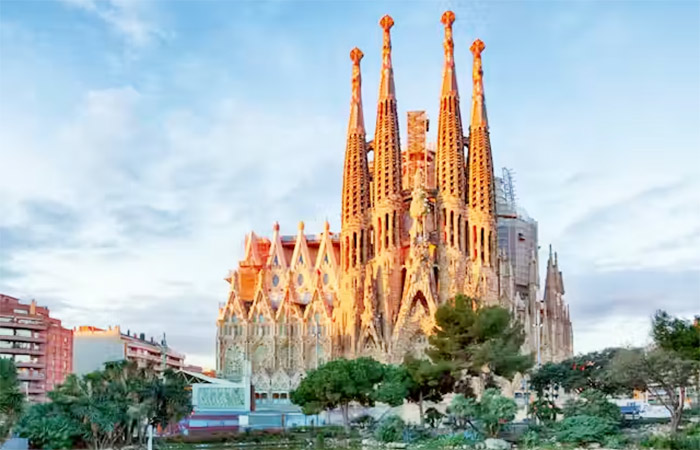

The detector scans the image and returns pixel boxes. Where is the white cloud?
[58,0,165,47]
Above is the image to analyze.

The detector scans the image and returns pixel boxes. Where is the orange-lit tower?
[435,11,469,301]
[371,15,403,343]
[467,39,498,302]
[337,47,371,355]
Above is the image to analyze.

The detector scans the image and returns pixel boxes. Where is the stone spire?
[373,15,402,214]
[338,47,371,357]
[467,39,497,267]
[341,47,371,268]
[371,15,403,346]
[436,10,467,253]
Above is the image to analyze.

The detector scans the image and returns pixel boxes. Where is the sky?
[0,0,698,369]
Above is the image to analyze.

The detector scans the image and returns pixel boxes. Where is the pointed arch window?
[298,254,304,265]
[273,255,279,266]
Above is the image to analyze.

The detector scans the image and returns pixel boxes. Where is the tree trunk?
[341,403,350,432]
[418,392,424,428]
[670,387,686,434]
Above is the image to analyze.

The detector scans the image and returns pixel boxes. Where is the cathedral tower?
[467,39,498,303]
[371,15,404,345]
[435,11,469,301]
[338,48,371,355]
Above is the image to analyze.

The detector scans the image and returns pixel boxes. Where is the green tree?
[447,388,516,437]
[290,357,390,431]
[611,348,698,433]
[530,348,628,396]
[427,294,533,383]
[562,389,621,425]
[652,310,700,407]
[652,310,700,362]
[377,356,456,427]
[0,359,24,442]
[16,361,191,449]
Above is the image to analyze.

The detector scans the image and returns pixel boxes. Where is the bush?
[562,389,621,425]
[425,407,445,428]
[555,414,618,444]
[351,413,377,431]
[15,403,85,450]
[374,415,406,443]
[642,433,700,450]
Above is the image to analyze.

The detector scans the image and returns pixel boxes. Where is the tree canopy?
[290,357,393,430]
[427,294,533,380]
[0,359,24,442]
[652,310,700,361]
[16,361,191,449]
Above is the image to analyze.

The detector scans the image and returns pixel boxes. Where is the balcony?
[15,361,45,369]
[17,372,45,381]
[2,334,45,344]
[0,321,47,331]
[0,347,45,355]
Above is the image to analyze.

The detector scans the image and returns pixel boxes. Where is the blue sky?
[1,0,698,368]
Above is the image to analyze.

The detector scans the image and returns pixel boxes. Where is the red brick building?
[0,294,73,402]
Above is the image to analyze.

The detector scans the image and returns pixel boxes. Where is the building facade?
[216,12,574,394]
[73,325,185,375]
[0,294,73,402]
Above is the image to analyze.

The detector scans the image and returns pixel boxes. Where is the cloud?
[0,83,344,368]
[58,0,165,47]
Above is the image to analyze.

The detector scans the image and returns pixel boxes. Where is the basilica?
[216,12,573,396]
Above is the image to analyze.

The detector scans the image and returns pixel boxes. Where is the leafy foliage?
[554,415,618,444]
[0,359,24,441]
[290,357,389,430]
[447,388,516,437]
[428,295,533,380]
[530,348,628,396]
[652,310,700,361]
[16,361,191,449]
[612,347,698,433]
[529,398,560,423]
[373,415,405,443]
[424,407,445,429]
[562,389,621,425]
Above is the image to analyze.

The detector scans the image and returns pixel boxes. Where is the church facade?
[216,12,573,396]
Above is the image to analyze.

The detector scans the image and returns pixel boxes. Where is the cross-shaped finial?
[380,14,394,31]
[350,47,364,65]
[470,39,485,57]
[441,10,455,28]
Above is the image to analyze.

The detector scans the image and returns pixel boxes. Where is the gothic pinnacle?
[348,47,365,134]
[470,38,488,128]
[440,10,458,97]
[378,15,396,100]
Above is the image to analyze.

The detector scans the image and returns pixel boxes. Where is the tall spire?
[436,10,467,254]
[467,38,495,217]
[470,39,488,128]
[378,15,396,99]
[440,10,458,96]
[348,47,365,134]
[341,47,370,231]
[373,14,402,209]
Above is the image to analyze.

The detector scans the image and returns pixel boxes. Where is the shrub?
[351,413,377,431]
[555,414,618,444]
[562,389,621,425]
[374,415,406,443]
[15,404,84,450]
[425,407,444,429]
[641,433,700,450]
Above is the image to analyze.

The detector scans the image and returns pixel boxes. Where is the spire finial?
[440,11,458,96]
[348,47,365,133]
[549,244,553,260]
[273,221,280,232]
[470,39,488,128]
[298,221,305,232]
[324,220,330,232]
[378,15,395,99]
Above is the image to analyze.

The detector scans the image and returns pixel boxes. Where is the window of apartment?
[14,355,31,362]
[15,330,32,337]
[0,328,12,336]
[0,317,11,323]
[0,341,11,349]
[13,309,27,315]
